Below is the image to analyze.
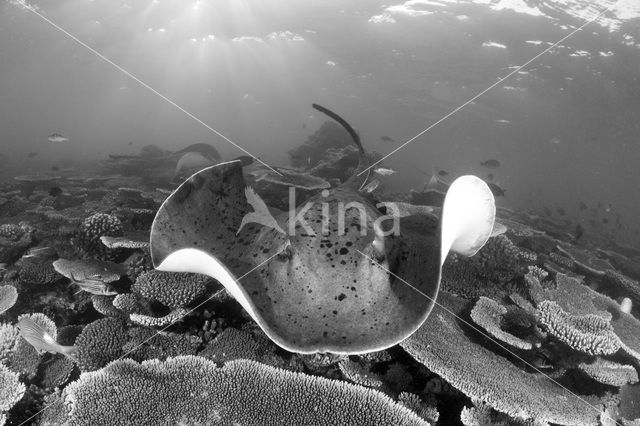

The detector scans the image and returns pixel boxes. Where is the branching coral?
[74,317,128,372]
[0,324,18,366]
[401,292,602,425]
[398,392,439,424]
[41,356,428,426]
[470,297,533,350]
[577,358,638,387]
[71,213,123,259]
[0,286,17,315]
[132,270,209,309]
[536,301,621,356]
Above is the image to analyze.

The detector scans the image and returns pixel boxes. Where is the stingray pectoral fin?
[440,175,496,264]
[155,248,259,320]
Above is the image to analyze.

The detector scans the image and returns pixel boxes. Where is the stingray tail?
[311,103,372,190]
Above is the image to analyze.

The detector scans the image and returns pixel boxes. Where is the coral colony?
[0,105,637,425]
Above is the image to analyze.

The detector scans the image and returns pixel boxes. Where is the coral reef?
[132,270,209,309]
[0,363,25,420]
[0,286,17,315]
[74,318,128,372]
[470,296,534,350]
[71,213,123,259]
[41,356,428,425]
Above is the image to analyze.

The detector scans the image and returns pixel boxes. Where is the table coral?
[129,308,188,327]
[132,270,209,309]
[40,356,428,426]
[577,358,638,387]
[401,292,602,425]
[536,301,621,356]
[470,297,533,350]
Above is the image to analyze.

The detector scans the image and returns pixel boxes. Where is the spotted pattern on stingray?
[152,161,442,354]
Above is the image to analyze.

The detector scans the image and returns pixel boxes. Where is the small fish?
[27,152,38,158]
[361,179,380,193]
[302,123,307,129]
[578,201,587,211]
[543,206,552,216]
[47,133,69,143]
[480,159,500,169]
[495,119,510,124]
[549,137,561,145]
[128,141,133,145]
[556,207,566,216]
[380,136,394,143]
[487,173,494,181]
[51,166,59,171]
[373,167,396,176]
[49,186,62,197]
[231,155,255,167]
[602,218,609,225]
[70,273,118,296]
[437,170,449,176]
[487,183,505,197]
[16,317,77,358]
[574,223,584,242]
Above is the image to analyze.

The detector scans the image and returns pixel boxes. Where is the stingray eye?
[277,244,292,261]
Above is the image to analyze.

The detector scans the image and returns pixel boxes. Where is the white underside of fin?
[440,175,496,265]
[156,248,259,321]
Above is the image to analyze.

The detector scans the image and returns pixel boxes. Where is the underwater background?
[1,0,640,425]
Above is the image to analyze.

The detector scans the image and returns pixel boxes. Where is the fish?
[480,159,500,169]
[380,136,394,143]
[70,273,118,296]
[578,201,588,211]
[543,207,552,216]
[373,167,396,176]
[556,207,566,216]
[438,170,449,176]
[27,152,38,158]
[47,133,69,143]
[16,317,77,358]
[128,141,133,145]
[487,173,494,181]
[361,179,380,193]
[302,123,307,129]
[487,183,506,197]
[174,152,215,179]
[549,137,561,144]
[150,103,496,355]
[51,166,59,171]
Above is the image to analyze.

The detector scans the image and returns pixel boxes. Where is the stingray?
[250,167,331,191]
[150,104,496,355]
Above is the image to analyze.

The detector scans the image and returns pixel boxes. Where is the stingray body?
[172,143,221,162]
[151,104,496,354]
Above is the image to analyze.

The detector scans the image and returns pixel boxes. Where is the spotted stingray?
[150,104,496,354]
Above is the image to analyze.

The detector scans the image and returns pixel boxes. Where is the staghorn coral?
[471,297,533,350]
[129,308,189,328]
[338,359,384,388]
[0,363,25,418]
[0,286,17,315]
[41,356,428,426]
[74,317,128,372]
[132,270,209,309]
[401,292,602,425]
[577,358,639,387]
[537,300,621,356]
[71,213,123,259]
